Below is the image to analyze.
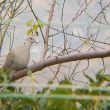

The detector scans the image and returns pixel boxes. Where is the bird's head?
[25,37,37,45]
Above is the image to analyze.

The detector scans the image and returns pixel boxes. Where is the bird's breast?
[11,48,30,70]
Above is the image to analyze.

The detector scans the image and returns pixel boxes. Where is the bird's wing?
[3,50,15,68]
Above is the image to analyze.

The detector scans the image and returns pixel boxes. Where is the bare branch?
[27,0,45,42]
[11,50,110,81]
[42,0,56,59]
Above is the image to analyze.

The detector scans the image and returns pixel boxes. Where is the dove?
[3,37,36,76]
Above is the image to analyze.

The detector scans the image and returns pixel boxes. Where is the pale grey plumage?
[3,38,35,72]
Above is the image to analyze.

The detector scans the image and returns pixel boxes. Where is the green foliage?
[0,68,110,110]
[37,79,74,110]
[33,24,38,31]
[27,29,33,36]
[26,19,44,36]
[26,19,33,27]
[37,20,44,28]
[0,68,10,83]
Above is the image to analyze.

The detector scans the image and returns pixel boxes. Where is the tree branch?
[42,0,56,59]
[11,50,110,81]
[27,0,45,42]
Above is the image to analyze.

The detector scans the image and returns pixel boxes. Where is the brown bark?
[11,50,110,81]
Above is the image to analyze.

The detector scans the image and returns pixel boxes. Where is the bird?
[3,37,36,77]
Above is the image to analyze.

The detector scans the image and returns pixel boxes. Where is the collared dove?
[3,38,35,74]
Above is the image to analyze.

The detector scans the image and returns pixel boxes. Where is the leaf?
[38,97,47,110]
[48,80,53,84]
[16,104,33,110]
[26,19,33,27]
[97,68,105,75]
[50,79,72,95]
[33,24,38,31]
[83,72,94,83]
[97,74,110,82]
[45,79,73,110]
[27,29,33,36]
[59,79,72,85]
[38,20,44,28]
[96,67,106,80]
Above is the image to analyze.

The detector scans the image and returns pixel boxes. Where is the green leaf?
[48,80,53,84]
[38,20,44,28]
[50,80,72,95]
[38,97,47,110]
[33,24,38,31]
[26,19,33,27]
[45,79,74,110]
[97,74,110,82]
[96,67,106,80]
[97,68,105,75]
[27,29,33,36]
[59,80,72,85]
[83,72,94,83]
